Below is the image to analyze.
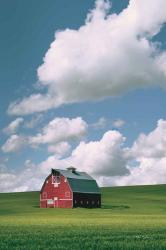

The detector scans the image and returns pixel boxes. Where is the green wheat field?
[0,185,166,250]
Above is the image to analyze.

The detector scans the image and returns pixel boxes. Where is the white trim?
[59,198,72,200]
[54,199,58,208]
[66,178,73,208]
[41,198,69,201]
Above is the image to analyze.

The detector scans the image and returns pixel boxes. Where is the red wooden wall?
[40,174,73,208]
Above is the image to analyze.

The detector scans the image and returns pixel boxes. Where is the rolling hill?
[0,184,166,249]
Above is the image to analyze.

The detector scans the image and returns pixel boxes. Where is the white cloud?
[37,130,129,177]
[91,117,108,129]
[1,117,87,154]
[68,130,129,176]
[29,117,87,146]
[131,119,166,159]
[0,160,45,192]
[48,141,71,157]
[112,119,166,186]
[1,135,26,153]
[1,119,166,192]
[8,0,166,115]
[30,119,166,188]
[8,94,59,115]
[112,158,166,187]
[0,129,129,192]
[24,114,43,129]
[3,118,24,135]
[112,119,125,129]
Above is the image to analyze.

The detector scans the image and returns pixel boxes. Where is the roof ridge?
[52,168,94,180]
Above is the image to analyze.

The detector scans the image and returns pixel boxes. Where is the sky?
[0,0,166,192]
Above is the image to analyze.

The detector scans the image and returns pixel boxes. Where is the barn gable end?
[40,171,72,208]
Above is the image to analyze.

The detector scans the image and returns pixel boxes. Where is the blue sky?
[0,0,166,192]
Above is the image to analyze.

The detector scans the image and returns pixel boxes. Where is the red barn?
[40,167,101,208]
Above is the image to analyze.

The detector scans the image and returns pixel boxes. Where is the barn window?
[87,201,89,204]
[65,192,70,198]
[43,192,47,199]
[52,175,60,184]
[74,200,77,204]
[47,199,53,205]
[81,201,83,204]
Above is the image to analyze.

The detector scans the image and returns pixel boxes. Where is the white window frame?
[52,175,60,184]
[47,199,54,205]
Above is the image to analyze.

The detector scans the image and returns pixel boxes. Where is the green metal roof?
[53,169,100,194]
[68,178,100,194]
[56,169,94,180]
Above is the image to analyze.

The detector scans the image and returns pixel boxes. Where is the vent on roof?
[67,166,76,173]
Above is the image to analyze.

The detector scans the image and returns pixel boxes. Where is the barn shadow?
[32,205,130,209]
[102,204,130,210]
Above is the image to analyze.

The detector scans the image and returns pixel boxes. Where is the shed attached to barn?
[40,167,101,208]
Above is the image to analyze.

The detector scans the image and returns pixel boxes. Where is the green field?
[0,185,166,250]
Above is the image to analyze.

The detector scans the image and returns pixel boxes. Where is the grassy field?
[0,185,166,250]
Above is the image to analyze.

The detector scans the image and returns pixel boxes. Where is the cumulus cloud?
[29,119,166,188]
[8,94,59,115]
[0,129,129,192]
[1,135,26,153]
[1,117,87,154]
[3,118,24,135]
[112,119,166,186]
[131,119,166,159]
[24,114,43,129]
[91,117,108,129]
[36,130,129,177]
[0,160,45,192]
[68,130,129,176]
[29,117,87,146]
[112,119,125,129]
[1,119,166,192]
[47,141,71,157]
[112,158,166,186]
[8,0,166,115]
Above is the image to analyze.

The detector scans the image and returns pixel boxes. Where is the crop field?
[0,185,166,250]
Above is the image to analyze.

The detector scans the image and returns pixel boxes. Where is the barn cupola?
[67,166,77,173]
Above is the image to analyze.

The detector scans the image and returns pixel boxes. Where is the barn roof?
[68,178,100,194]
[57,169,93,180]
[53,169,100,194]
